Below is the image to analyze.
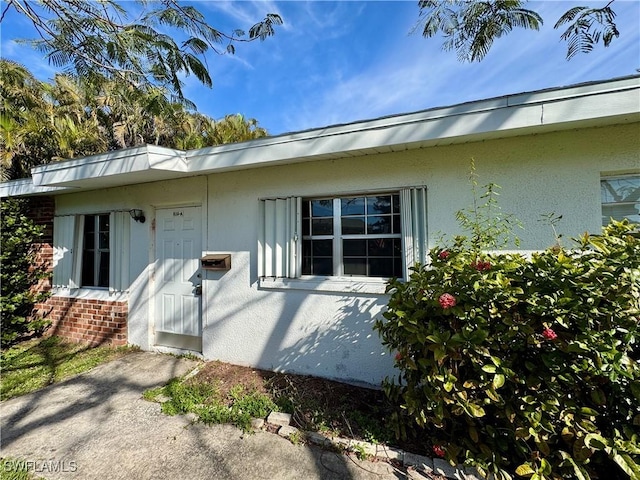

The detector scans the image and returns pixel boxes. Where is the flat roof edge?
[0,179,73,198]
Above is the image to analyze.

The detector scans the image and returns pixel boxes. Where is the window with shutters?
[52,211,130,293]
[258,187,427,290]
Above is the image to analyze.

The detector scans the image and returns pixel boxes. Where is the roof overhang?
[3,75,639,198]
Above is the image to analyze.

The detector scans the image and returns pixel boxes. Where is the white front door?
[154,206,202,352]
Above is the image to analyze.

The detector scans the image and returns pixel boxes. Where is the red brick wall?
[36,297,128,346]
[26,196,128,346]
[27,196,54,293]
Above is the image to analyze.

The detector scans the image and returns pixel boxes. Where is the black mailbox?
[200,254,231,271]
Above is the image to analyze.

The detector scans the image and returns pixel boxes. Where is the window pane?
[84,215,96,234]
[392,194,400,214]
[99,215,110,231]
[98,251,110,287]
[367,216,391,234]
[394,257,402,277]
[312,258,333,275]
[341,197,365,216]
[302,218,310,236]
[311,200,333,217]
[393,238,402,256]
[344,258,367,276]
[342,217,365,234]
[302,200,310,218]
[99,232,109,249]
[602,204,640,225]
[343,239,366,256]
[312,239,332,256]
[601,177,640,204]
[369,258,394,277]
[368,238,393,256]
[82,251,94,286]
[393,214,401,234]
[302,256,311,275]
[84,232,95,250]
[312,218,333,235]
[367,195,392,215]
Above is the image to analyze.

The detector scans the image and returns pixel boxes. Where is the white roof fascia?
[31,145,187,188]
[186,76,640,173]
[0,178,72,198]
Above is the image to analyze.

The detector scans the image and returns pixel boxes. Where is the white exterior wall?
[53,123,639,385]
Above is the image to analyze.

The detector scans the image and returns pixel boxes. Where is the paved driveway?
[0,352,403,480]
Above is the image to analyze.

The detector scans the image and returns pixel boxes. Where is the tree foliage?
[0,0,282,101]
[1,198,51,348]
[0,60,269,180]
[417,0,620,62]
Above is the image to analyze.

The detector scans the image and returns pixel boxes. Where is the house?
[2,76,638,386]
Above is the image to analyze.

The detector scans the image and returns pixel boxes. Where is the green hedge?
[1,198,50,347]
[375,220,639,480]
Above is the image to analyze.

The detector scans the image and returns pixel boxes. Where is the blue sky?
[1,1,639,135]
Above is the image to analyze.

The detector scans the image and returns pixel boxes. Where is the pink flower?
[471,260,491,271]
[432,445,446,458]
[438,293,457,309]
[438,250,450,260]
[395,352,403,361]
[542,328,558,340]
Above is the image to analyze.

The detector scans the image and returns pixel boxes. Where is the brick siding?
[26,196,128,346]
[35,297,128,346]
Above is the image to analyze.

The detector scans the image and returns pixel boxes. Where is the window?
[81,214,110,287]
[601,175,640,226]
[259,187,427,285]
[301,194,402,278]
[53,211,130,292]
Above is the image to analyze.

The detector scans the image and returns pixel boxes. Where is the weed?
[288,430,303,446]
[350,443,369,461]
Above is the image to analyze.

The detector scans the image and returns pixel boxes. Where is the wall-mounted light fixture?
[129,209,146,223]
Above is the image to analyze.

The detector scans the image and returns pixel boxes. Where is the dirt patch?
[189,360,431,456]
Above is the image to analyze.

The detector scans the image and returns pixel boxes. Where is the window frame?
[301,192,403,279]
[81,213,111,288]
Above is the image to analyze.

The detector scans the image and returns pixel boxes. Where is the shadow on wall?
[270,292,396,387]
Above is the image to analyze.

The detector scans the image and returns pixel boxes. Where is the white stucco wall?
[53,123,639,385]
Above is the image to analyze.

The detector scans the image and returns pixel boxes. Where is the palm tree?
[1,63,273,180]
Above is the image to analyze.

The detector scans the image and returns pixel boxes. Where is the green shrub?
[1,198,50,347]
[375,220,640,479]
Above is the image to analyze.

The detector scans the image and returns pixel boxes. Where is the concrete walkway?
[0,352,405,480]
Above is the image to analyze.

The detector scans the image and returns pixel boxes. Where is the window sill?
[258,276,391,294]
[52,288,127,302]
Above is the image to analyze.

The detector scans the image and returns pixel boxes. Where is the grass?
[0,336,136,401]
[0,458,36,480]
[146,376,278,432]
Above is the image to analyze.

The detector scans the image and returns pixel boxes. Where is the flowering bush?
[375,220,640,480]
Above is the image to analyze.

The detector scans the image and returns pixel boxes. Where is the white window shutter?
[400,187,428,279]
[109,211,130,293]
[259,197,301,278]
[52,215,76,288]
